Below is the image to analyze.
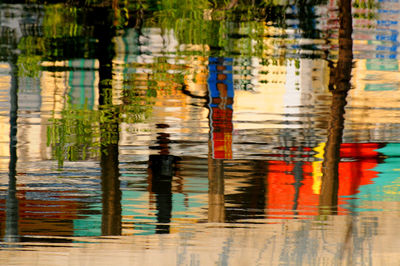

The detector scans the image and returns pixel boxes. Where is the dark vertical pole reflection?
[208,142,225,223]
[148,154,174,234]
[97,8,121,236]
[5,55,19,242]
[319,0,353,215]
[148,124,178,234]
[292,160,304,215]
[100,131,121,236]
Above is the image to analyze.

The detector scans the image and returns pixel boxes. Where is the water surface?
[1,0,400,265]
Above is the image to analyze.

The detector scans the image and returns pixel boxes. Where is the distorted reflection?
[0,0,400,264]
[319,0,353,215]
[5,46,19,244]
[148,124,180,234]
[207,57,234,223]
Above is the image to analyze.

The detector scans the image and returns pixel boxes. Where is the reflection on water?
[1,0,400,264]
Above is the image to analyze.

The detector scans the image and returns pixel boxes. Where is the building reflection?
[0,3,115,239]
[208,57,234,160]
[1,1,400,255]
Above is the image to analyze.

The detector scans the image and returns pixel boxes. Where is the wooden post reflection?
[320,0,353,214]
[208,141,225,223]
[97,9,122,236]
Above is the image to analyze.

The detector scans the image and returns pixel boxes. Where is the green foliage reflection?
[48,106,100,168]
[13,0,333,167]
[47,90,153,168]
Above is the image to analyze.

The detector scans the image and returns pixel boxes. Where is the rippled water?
[1,0,400,265]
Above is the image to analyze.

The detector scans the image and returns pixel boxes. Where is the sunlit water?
[1,0,400,265]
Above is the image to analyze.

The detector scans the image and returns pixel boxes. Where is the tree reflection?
[97,7,122,236]
[319,0,353,215]
[100,114,122,236]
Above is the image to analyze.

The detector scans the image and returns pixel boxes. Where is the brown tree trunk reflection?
[97,10,122,236]
[100,128,121,236]
[319,0,353,214]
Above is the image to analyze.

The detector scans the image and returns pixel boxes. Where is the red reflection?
[210,107,233,159]
[266,143,380,218]
[0,186,86,237]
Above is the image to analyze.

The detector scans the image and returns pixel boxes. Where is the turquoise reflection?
[345,144,400,210]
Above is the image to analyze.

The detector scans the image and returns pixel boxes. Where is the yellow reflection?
[312,142,325,195]
[0,64,11,170]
